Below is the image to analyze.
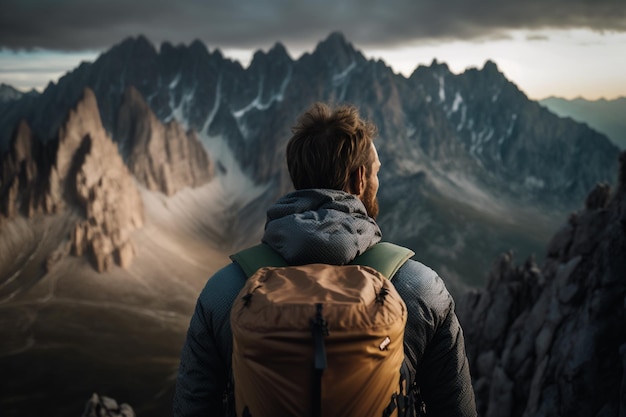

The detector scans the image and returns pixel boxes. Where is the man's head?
[286,103,381,218]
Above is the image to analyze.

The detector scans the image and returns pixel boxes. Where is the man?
[173,103,477,416]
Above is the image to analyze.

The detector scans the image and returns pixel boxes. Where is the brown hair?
[286,103,377,191]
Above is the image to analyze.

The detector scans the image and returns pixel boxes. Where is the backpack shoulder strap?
[230,243,288,278]
[231,242,414,280]
[350,242,414,280]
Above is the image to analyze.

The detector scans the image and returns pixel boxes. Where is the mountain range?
[0,32,622,416]
[1,33,620,288]
[540,96,626,150]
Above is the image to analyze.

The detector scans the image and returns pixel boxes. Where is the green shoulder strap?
[349,242,415,280]
[230,242,414,280]
[230,244,288,278]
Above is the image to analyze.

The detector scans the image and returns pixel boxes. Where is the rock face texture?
[0,88,145,272]
[0,82,216,272]
[116,86,213,195]
[60,89,144,272]
[460,152,626,417]
[0,120,53,222]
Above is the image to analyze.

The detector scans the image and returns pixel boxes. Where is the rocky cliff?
[0,83,217,272]
[60,88,145,271]
[116,86,213,196]
[0,88,145,271]
[460,152,626,416]
[0,120,53,223]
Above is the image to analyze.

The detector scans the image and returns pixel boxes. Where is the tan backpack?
[229,242,415,417]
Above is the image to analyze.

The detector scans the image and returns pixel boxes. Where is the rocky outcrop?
[116,86,213,195]
[460,152,626,416]
[82,393,134,417]
[0,120,55,222]
[0,121,38,218]
[58,88,144,272]
[0,88,144,272]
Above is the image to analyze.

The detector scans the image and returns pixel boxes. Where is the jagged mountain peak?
[267,41,290,60]
[112,35,157,55]
[116,86,214,196]
[189,38,208,53]
[461,60,508,86]
[55,87,144,271]
[247,42,289,61]
[249,42,293,70]
[159,40,185,54]
[429,58,450,71]
[312,31,361,62]
[0,83,25,103]
[323,31,350,45]
[159,38,210,59]
[409,59,452,80]
[92,36,160,77]
[58,88,103,143]
[458,60,516,95]
[481,59,500,74]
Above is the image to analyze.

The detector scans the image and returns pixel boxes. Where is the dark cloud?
[0,0,624,51]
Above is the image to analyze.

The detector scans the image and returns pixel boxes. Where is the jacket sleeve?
[172,264,246,417]
[173,298,227,416]
[394,261,477,417]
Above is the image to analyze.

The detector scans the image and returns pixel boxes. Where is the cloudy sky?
[1,0,625,100]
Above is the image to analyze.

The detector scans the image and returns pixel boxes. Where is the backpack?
[229,242,416,417]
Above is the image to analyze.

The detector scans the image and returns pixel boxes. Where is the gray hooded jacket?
[173,189,477,417]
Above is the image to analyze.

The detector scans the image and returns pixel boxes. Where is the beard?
[361,180,379,219]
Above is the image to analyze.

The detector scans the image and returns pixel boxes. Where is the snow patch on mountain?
[168,88,195,129]
[332,61,357,86]
[456,105,467,132]
[199,76,222,136]
[451,92,463,113]
[332,60,357,101]
[502,113,518,143]
[470,127,495,155]
[233,69,293,135]
[437,75,446,102]
[169,73,181,89]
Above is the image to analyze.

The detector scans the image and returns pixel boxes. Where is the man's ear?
[349,165,366,196]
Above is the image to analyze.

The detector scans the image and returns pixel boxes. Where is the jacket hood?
[262,189,381,265]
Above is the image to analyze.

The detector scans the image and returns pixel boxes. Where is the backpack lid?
[231,242,414,280]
